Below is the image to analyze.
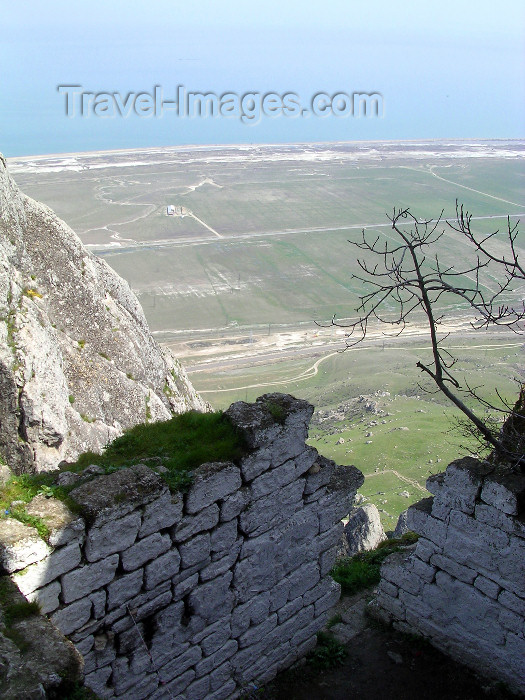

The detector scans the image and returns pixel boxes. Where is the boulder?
[340,503,386,556]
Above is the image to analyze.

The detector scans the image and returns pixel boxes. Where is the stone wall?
[0,394,364,699]
[372,457,525,695]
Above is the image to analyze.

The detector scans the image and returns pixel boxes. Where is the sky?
[1,0,524,156]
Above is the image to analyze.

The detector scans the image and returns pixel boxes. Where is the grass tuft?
[307,631,347,670]
[72,410,247,492]
[265,400,287,425]
[331,533,418,595]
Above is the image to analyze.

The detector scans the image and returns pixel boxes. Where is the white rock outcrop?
[0,154,207,472]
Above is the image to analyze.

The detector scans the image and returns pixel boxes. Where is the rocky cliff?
[0,154,207,473]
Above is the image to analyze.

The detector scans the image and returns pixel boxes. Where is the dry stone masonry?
[372,456,525,695]
[0,394,364,699]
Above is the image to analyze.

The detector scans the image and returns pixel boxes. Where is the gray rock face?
[0,155,207,472]
[341,503,386,555]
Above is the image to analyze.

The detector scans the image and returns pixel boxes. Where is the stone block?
[414,537,441,563]
[61,554,119,603]
[240,448,272,481]
[210,519,238,554]
[475,503,525,540]
[179,532,211,569]
[268,578,290,613]
[239,479,305,536]
[122,579,170,614]
[286,561,320,600]
[69,464,165,527]
[250,458,297,500]
[172,503,219,542]
[107,568,143,610]
[303,453,335,495]
[277,597,304,623]
[231,591,271,636]
[195,640,238,678]
[84,665,113,699]
[481,472,525,516]
[314,579,341,616]
[84,511,141,562]
[188,571,234,624]
[11,541,81,595]
[292,611,329,646]
[408,557,436,584]
[233,552,279,604]
[185,462,242,514]
[272,605,314,646]
[303,577,337,606]
[474,574,501,599]
[498,589,525,617]
[192,616,231,651]
[238,613,277,648]
[0,518,51,572]
[172,571,199,601]
[199,542,241,582]
[26,579,61,614]
[499,608,523,635]
[26,494,85,546]
[133,589,172,622]
[121,532,171,571]
[144,548,181,590]
[430,458,488,517]
[207,679,236,700]
[426,472,445,496]
[430,553,476,584]
[90,589,106,618]
[185,675,210,700]
[157,646,202,684]
[381,550,421,595]
[323,463,365,518]
[378,579,399,598]
[51,596,92,635]
[407,497,433,526]
[219,486,250,522]
[139,490,183,538]
[320,544,339,576]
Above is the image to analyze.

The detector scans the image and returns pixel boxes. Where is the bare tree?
[327,202,524,469]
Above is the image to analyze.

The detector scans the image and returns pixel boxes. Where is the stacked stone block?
[0,394,363,699]
[372,456,525,695]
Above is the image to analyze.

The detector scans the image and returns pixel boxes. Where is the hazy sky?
[1,0,524,156]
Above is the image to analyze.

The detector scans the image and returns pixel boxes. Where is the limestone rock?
[0,519,51,573]
[393,509,410,538]
[0,155,208,473]
[341,503,386,556]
